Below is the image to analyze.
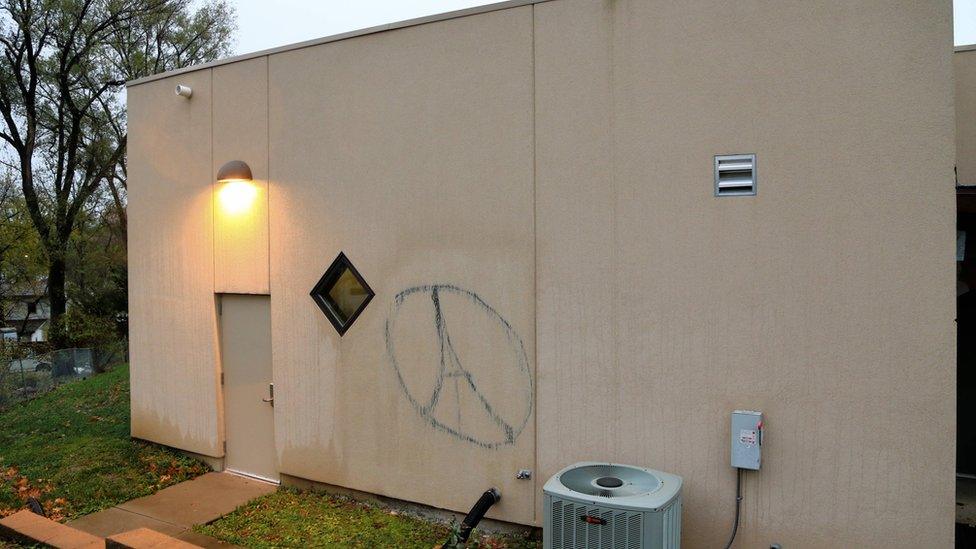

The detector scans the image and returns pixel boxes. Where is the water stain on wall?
[385,284,533,449]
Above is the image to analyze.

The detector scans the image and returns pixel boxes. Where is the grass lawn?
[0,364,539,548]
[0,364,208,521]
[197,488,540,549]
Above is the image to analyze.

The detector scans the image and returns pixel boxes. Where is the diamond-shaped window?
[310,252,375,336]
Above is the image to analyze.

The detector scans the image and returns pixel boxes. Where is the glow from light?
[218,180,258,215]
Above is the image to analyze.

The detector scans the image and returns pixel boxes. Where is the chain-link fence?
[0,341,127,408]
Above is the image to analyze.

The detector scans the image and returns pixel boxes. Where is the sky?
[231,0,501,55]
[229,0,976,56]
[959,0,976,45]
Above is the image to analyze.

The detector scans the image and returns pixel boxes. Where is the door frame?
[218,293,280,484]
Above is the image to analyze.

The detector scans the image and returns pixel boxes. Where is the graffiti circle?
[384,284,533,449]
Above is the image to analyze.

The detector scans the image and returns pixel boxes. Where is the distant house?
[1,287,49,342]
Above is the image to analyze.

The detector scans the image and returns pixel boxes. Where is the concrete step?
[0,509,103,548]
[106,527,201,548]
[0,509,204,548]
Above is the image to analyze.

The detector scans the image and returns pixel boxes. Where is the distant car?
[7,358,51,373]
[8,358,40,373]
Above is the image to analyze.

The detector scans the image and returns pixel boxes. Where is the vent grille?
[548,499,643,549]
[662,499,681,548]
[714,154,756,196]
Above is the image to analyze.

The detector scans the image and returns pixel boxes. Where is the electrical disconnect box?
[731,410,763,470]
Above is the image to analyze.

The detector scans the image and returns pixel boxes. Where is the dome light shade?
[216,160,252,183]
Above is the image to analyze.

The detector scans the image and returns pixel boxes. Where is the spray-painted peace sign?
[384,284,533,449]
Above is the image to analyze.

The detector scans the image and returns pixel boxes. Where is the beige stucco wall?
[266,6,537,523]
[128,69,223,456]
[957,48,976,185]
[534,0,955,547]
[128,0,956,544]
[213,57,271,295]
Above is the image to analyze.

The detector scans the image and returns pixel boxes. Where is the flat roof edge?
[127,0,552,87]
[957,44,976,53]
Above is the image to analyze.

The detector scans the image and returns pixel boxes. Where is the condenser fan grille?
[559,464,662,498]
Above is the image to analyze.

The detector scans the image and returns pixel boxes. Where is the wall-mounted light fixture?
[216,160,257,214]
[175,85,193,98]
[217,160,253,183]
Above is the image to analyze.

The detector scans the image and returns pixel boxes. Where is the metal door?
[220,294,277,482]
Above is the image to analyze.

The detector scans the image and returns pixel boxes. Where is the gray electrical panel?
[731,410,763,470]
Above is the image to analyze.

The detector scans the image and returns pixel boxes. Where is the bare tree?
[0,0,234,344]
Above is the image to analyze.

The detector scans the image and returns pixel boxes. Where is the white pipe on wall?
[175,85,193,98]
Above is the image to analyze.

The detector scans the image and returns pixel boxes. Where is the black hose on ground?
[453,488,501,546]
[26,497,45,516]
[723,468,743,549]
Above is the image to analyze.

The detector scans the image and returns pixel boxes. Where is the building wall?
[128,0,956,545]
[957,47,976,185]
[534,1,955,547]
[127,69,223,456]
[265,6,537,523]
[213,57,271,295]
[129,4,538,525]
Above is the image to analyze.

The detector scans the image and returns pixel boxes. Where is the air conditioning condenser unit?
[543,461,682,549]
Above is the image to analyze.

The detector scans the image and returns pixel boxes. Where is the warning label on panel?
[739,429,757,446]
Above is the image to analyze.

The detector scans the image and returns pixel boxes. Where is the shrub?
[48,308,116,349]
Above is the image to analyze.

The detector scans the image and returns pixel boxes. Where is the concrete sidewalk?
[68,472,276,548]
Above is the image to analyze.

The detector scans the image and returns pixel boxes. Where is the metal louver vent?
[714,154,757,196]
[551,500,563,547]
[548,500,643,549]
[662,498,681,548]
[628,512,642,549]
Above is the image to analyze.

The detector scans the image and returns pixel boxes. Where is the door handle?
[262,383,274,407]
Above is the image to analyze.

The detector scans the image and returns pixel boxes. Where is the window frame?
[309,252,375,336]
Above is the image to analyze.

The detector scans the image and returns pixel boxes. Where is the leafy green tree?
[0,0,235,345]
[65,189,127,332]
[0,176,45,330]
